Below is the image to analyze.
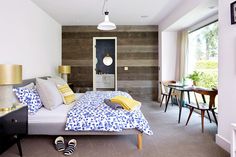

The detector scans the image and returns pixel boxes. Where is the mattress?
[28,93,140,135]
[28,93,81,135]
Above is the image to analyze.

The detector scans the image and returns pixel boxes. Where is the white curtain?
[179,30,189,81]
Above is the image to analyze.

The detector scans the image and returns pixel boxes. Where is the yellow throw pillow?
[110,96,141,111]
[57,84,76,105]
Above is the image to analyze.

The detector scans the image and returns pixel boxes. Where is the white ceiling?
[166,0,218,31]
[31,0,185,25]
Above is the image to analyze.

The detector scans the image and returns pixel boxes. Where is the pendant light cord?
[102,0,108,15]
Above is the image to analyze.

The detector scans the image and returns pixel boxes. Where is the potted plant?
[187,71,203,86]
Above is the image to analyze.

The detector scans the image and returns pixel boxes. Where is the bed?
[14,77,152,150]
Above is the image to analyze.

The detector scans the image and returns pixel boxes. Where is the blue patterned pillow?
[14,88,43,114]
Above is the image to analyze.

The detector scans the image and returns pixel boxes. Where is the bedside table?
[0,105,28,157]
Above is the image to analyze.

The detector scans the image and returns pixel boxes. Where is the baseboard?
[216,134,230,152]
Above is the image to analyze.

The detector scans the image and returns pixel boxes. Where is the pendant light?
[97,11,116,31]
[97,0,116,31]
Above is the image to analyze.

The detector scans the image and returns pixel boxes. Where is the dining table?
[164,83,195,123]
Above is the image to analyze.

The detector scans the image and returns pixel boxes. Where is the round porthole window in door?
[103,54,113,66]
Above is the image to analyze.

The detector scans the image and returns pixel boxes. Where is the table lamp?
[0,64,22,111]
[58,65,71,82]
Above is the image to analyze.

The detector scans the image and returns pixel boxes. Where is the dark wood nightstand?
[0,105,28,157]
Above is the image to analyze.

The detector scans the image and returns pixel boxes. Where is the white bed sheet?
[29,93,84,124]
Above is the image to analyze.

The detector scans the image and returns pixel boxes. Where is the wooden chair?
[185,88,218,132]
[159,80,179,108]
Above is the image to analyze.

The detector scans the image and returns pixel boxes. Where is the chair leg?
[171,96,174,106]
[206,110,212,123]
[187,91,191,103]
[186,107,194,126]
[165,95,168,105]
[164,88,172,112]
[175,95,178,105]
[201,110,205,133]
[212,110,218,125]
[160,95,164,107]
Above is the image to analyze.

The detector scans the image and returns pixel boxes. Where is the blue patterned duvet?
[65,91,153,135]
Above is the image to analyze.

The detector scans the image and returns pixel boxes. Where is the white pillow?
[20,82,35,89]
[48,76,66,85]
[36,78,63,110]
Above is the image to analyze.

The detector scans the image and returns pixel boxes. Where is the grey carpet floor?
[2,101,229,157]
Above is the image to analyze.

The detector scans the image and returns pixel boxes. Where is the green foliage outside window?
[195,60,218,69]
[187,60,218,89]
[198,72,218,89]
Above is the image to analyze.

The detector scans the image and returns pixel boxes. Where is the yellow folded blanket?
[110,96,141,111]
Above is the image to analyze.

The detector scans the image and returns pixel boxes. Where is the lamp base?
[0,85,14,110]
[61,74,68,83]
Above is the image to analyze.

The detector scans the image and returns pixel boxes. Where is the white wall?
[161,32,180,81]
[0,0,61,79]
[158,0,203,82]
[216,0,236,152]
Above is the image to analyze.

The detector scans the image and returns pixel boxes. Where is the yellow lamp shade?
[58,65,71,74]
[0,64,22,85]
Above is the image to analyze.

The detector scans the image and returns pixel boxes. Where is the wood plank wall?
[62,26,158,101]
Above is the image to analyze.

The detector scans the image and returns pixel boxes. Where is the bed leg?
[137,133,143,150]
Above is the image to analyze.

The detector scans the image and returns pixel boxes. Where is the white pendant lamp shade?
[97,11,116,31]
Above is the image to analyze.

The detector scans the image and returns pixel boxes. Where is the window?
[187,21,218,89]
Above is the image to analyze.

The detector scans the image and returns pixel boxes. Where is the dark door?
[96,39,115,74]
